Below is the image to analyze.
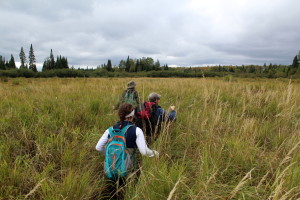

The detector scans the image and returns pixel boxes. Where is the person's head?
[127,81,136,89]
[148,92,161,104]
[118,103,135,124]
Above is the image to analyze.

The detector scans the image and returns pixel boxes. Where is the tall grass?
[0,77,299,199]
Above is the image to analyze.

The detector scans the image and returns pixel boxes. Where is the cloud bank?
[1,0,299,69]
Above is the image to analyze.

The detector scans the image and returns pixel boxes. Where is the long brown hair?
[118,103,134,128]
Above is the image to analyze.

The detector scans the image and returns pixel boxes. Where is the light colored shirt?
[95,126,155,157]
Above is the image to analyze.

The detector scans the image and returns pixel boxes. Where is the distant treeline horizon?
[1,45,299,78]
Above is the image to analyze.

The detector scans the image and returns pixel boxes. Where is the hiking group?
[95,81,176,194]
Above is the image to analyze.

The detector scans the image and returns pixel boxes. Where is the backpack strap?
[108,125,133,143]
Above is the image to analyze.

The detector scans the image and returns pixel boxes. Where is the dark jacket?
[110,121,137,148]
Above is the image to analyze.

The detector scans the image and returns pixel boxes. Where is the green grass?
[0,77,300,199]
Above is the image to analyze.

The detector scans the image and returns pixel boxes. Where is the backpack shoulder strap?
[120,124,133,137]
[108,126,114,137]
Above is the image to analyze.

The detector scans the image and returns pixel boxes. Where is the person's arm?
[135,127,158,157]
[95,129,109,154]
[168,108,176,121]
[157,106,176,122]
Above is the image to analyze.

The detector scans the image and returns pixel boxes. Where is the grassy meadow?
[0,77,300,199]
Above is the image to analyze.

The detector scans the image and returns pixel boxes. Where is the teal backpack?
[104,125,133,180]
[123,90,138,106]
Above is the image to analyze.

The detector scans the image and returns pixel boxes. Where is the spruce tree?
[292,55,298,69]
[165,64,169,70]
[42,57,51,71]
[106,59,113,71]
[49,49,55,69]
[19,47,27,69]
[63,57,69,68]
[28,44,37,72]
[0,56,5,70]
[56,56,62,68]
[8,54,16,69]
[125,56,130,72]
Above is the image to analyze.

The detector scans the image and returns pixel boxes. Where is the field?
[0,77,300,199]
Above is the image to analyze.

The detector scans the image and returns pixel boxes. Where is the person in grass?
[96,103,158,173]
[96,103,158,198]
[135,92,176,145]
[114,81,140,109]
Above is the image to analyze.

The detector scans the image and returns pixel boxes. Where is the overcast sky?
[1,0,299,69]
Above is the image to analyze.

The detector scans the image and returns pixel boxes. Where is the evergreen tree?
[28,44,37,71]
[19,47,27,69]
[42,57,51,71]
[49,49,55,69]
[164,64,169,70]
[61,56,66,68]
[106,59,113,71]
[135,59,141,72]
[63,57,69,68]
[56,56,62,68]
[8,54,16,69]
[0,55,5,70]
[292,55,298,69]
[125,56,130,72]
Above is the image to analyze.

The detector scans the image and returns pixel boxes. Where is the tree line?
[98,56,169,72]
[1,47,299,78]
[0,44,69,72]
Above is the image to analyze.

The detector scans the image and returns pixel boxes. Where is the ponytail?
[118,103,134,128]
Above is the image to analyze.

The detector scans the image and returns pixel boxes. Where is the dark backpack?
[104,125,133,180]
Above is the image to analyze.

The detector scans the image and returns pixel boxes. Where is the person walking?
[96,103,158,199]
[135,92,176,145]
[114,81,140,109]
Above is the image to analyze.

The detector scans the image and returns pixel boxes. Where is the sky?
[1,0,300,70]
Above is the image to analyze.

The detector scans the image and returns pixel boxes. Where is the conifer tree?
[28,44,37,72]
[106,59,113,71]
[49,49,55,69]
[292,55,298,69]
[19,47,27,69]
[63,57,69,68]
[164,64,169,70]
[8,54,16,69]
[56,56,62,68]
[125,56,130,72]
[0,56,5,70]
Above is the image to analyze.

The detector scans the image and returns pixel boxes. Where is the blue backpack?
[104,125,133,180]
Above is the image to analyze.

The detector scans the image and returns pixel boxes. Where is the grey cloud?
[1,0,300,68]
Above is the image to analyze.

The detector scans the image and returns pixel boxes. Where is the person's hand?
[150,150,159,158]
[153,150,159,158]
[170,105,175,111]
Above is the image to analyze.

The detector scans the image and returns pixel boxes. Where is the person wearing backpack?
[96,103,158,181]
[114,81,140,109]
[135,92,176,145]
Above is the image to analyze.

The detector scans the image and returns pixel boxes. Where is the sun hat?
[127,81,136,89]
